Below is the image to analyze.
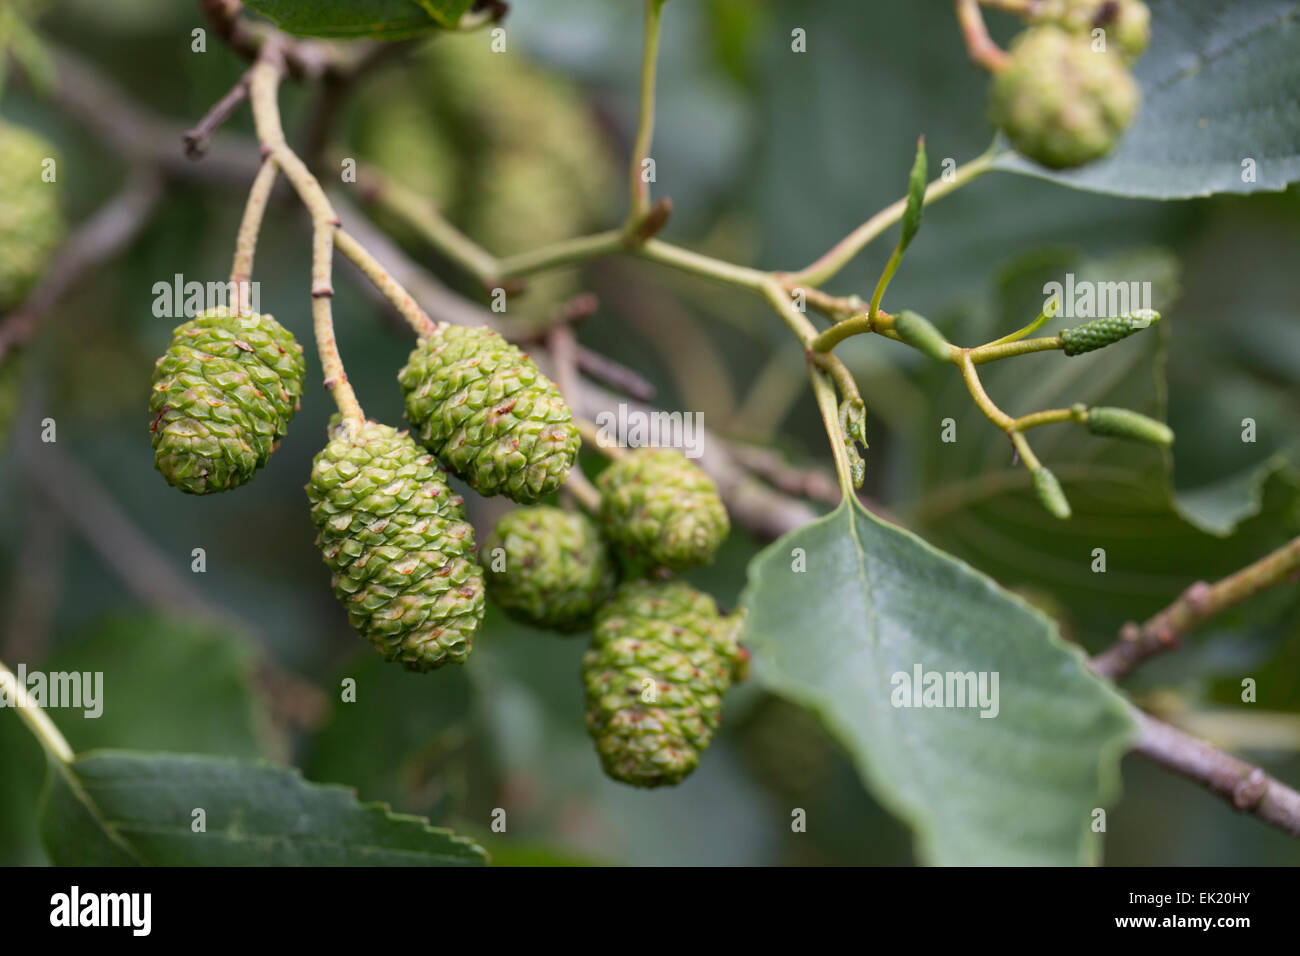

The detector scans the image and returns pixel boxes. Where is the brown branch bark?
[1131,708,1300,838]
[1091,534,1300,680]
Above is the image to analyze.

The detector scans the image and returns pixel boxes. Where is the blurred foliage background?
[1,0,1298,865]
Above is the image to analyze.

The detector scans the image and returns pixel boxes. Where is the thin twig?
[248,45,363,424]
[334,227,436,337]
[1132,708,1300,838]
[183,72,249,159]
[954,0,1010,72]
[573,345,657,401]
[548,324,603,513]
[230,157,278,313]
[1091,535,1300,681]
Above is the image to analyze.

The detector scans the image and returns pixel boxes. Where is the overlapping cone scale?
[483,506,614,633]
[398,323,579,502]
[597,448,729,571]
[582,580,746,788]
[307,418,485,671]
[149,308,305,494]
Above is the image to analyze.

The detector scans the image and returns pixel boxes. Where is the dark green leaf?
[740,498,1133,865]
[241,0,447,39]
[993,1,1300,198]
[303,651,475,814]
[40,751,487,866]
[413,0,476,28]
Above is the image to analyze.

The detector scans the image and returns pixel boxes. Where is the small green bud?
[1032,467,1072,520]
[1060,309,1160,356]
[900,136,928,251]
[893,310,952,362]
[1085,407,1173,446]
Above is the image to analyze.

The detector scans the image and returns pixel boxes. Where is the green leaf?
[241,0,450,39]
[303,651,475,814]
[740,498,1133,866]
[44,614,272,758]
[413,0,476,28]
[993,1,1300,198]
[899,136,927,250]
[40,751,487,866]
[0,613,273,865]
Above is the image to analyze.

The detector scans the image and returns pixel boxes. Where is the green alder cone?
[149,308,305,494]
[1032,466,1073,520]
[306,418,486,671]
[991,25,1139,170]
[582,580,746,788]
[483,506,615,632]
[1086,406,1173,446]
[0,121,65,311]
[597,448,730,571]
[1060,309,1160,355]
[1030,0,1151,63]
[398,323,580,502]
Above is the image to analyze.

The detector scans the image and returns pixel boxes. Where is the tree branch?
[1091,535,1300,681]
[1131,708,1300,838]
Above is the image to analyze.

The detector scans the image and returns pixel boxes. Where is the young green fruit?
[1060,309,1160,355]
[991,25,1139,169]
[582,580,746,788]
[1030,0,1151,63]
[1085,407,1173,446]
[149,307,305,494]
[597,447,730,571]
[306,418,485,671]
[892,310,953,362]
[0,121,65,311]
[482,506,615,633]
[1032,466,1072,520]
[398,323,580,502]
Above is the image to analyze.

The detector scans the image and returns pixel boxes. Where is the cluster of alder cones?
[149,309,744,788]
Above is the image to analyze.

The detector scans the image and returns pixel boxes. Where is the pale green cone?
[991,25,1139,169]
[306,418,486,671]
[149,307,305,494]
[483,505,615,633]
[582,580,746,788]
[597,448,730,571]
[398,323,579,502]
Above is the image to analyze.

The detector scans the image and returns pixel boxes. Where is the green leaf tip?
[893,310,951,363]
[1086,407,1173,446]
[1060,309,1161,356]
[900,136,928,250]
[1031,467,1072,520]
